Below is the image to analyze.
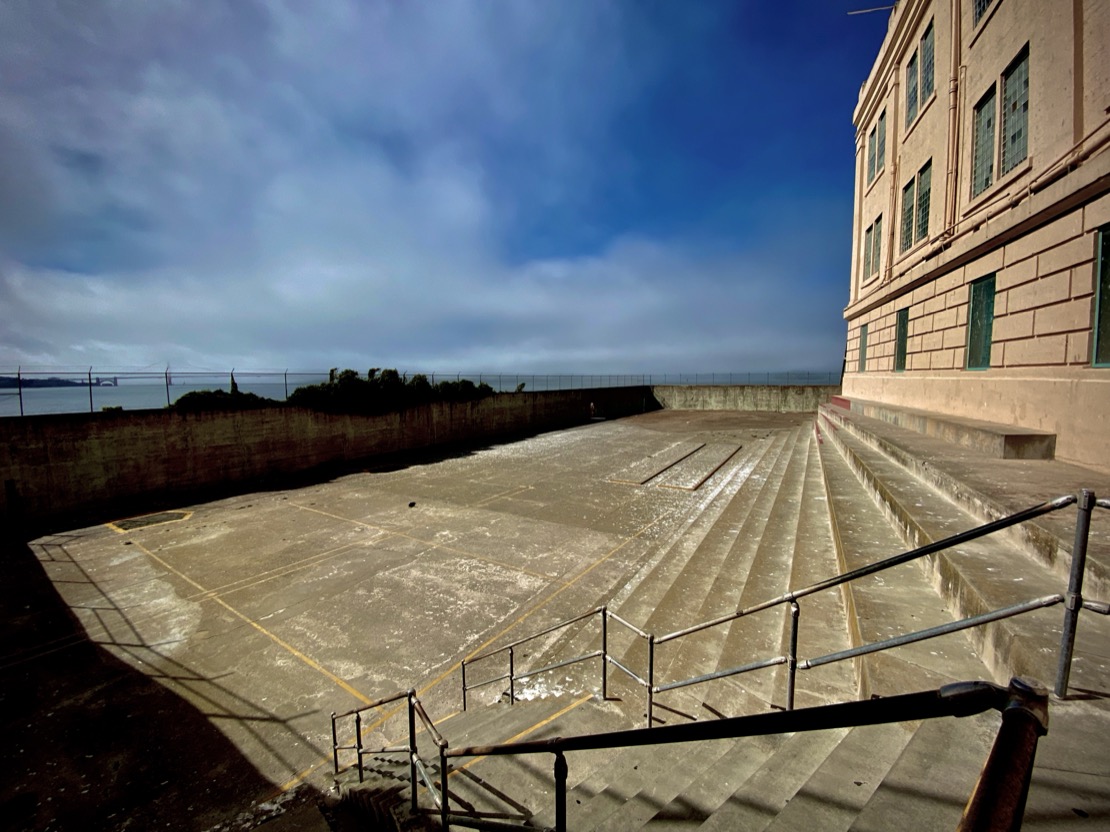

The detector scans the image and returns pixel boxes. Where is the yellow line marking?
[105,510,194,534]
[130,541,374,706]
[474,484,533,507]
[292,502,566,585]
[451,694,593,775]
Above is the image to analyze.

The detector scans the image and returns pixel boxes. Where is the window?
[971,46,1030,198]
[1095,225,1110,366]
[877,111,886,172]
[868,126,877,183]
[906,51,919,127]
[1001,49,1029,175]
[859,323,868,372]
[900,160,931,252]
[915,161,932,241]
[972,86,996,197]
[974,0,995,25]
[866,111,886,185]
[895,308,909,372]
[901,180,916,253]
[921,23,935,100]
[862,215,883,281]
[966,274,996,370]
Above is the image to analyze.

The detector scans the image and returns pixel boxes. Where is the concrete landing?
[840,397,1057,460]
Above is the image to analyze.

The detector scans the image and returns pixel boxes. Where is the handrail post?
[408,692,418,815]
[786,601,800,712]
[461,659,468,711]
[330,712,339,775]
[554,750,568,832]
[355,711,364,783]
[647,634,655,728]
[509,646,516,705]
[601,608,609,701]
[440,742,450,830]
[1056,489,1094,697]
[957,677,1049,832]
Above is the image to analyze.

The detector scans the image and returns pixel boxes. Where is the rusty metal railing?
[439,678,1049,832]
[330,689,446,816]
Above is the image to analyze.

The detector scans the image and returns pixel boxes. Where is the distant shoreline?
[0,376,119,389]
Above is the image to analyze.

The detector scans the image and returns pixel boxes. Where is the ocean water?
[0,381,314,417]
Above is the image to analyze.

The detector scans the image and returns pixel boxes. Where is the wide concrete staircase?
[333,416,1110,830]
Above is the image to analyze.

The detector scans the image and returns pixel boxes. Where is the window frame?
[877,110,886,174]
[1095,225,1110,367]
[973,0,996,26]
[868,126,877,184]
[900,179,916,253]
[895,308,909,372]
[1000,47,1029,176]
[905,50,919,128]
[921,22,935,100]
[966,274,996,370]
[858,323,869,372]
[971,85,997,198]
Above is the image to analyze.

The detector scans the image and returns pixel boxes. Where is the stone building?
[841,0,1110,470]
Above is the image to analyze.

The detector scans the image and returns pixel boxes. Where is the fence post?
[461,660,468,711]
[1056,489,1095,697]
[165,369,171,407]
[330,712,339,775]
[17,367,23,417]
[601,608,608,700]
[355,711,364,783]
[509,646,515,705]
[787,601,800,711]
[408,692,418,814]
[554,751,568,832]
[284,370,289,400]
[646,634,655,728]
[440,742,450,830]
[88,368,94,412]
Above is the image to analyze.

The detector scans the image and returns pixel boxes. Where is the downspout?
[883,74,901,285]
[943,0,963,236]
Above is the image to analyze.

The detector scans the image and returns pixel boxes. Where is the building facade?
[842,0,1110,470]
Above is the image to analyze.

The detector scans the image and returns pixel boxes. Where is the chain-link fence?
[0,368,842,417]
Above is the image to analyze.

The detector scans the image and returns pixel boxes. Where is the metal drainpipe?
[943,0,963,235]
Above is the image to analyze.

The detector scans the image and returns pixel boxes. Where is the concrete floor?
[2,411,812,831]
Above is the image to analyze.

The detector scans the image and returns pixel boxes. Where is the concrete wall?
[651,385,839,412]
[0,387,651,533]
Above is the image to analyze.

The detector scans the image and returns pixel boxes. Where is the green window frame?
[966,274,996,370]
[972,86,996,197]
[872,215,882,277]
[915,161,932,242]
[1001,48,1029,175]
[877,110,886,172]
[921,22,935,99]
[895,308,909,372]
[868,126,877,183]
[863,225,873,280]
[1095,225,1110,366]
[974,0,995,25]
[859,323,869,372]
[901,179,916,252]
[906,51,919,127]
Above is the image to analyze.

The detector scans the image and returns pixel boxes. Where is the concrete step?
[819,408,1110,695]
[594,733,791,831]
[816,428,991,699]
[705,431,812,711]
[770,428,857,711]
[687,727,852,831]
[848,712,997,832]
[520,435,784,692]
[819,403,1110,601]
[840,397,1056,460]
[641,430,807,720]
[761,721,914,832]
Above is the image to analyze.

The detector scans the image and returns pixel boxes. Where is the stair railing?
[439,678,1048,832]
[460,491,1107,729]
[331,689,447,816]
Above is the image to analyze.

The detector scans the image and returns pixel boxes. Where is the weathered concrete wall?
[650,385,839,412]
[0,387,652,533]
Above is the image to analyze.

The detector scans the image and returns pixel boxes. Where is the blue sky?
[0,1,889,374]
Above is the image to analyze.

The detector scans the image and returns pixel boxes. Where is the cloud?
[0,1,866,375]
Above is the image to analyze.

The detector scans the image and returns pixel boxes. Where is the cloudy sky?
[0,1,888,375]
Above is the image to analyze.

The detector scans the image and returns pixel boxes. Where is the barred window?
[859,323,869,372]
[972,86,996,197]
[966,275,996,370]
[1095,225,1110,366]
[863,225,873,280]
[906,51,919,127]
[915,161,932,242]
[1001,49,1029,175]
[921,23,935,99]
[973,0,995,25]
[901,180,916,253]
[877,110,886,172]
[872,215,882,277]
[868,126,877,183]
[895,308,909,372]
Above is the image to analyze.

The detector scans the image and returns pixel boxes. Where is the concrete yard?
[1,410,815,831]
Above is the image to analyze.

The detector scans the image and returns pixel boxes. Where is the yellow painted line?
[452,693,593,774]
[130,541,374,707]
[105,510,195,534]
[292,502,566,585]
[474,484,533,507]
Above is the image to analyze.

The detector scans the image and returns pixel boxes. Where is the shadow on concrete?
[0,531,326,831]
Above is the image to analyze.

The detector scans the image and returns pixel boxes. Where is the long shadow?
[0,531,325,831]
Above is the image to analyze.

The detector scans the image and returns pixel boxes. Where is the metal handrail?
[440,678,1049,832]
